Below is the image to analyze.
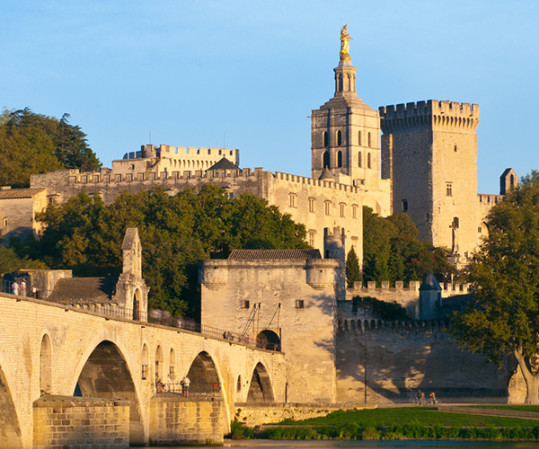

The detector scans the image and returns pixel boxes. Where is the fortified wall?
[344,281,471,318]
[335,319,513,404]
[31,165,366,260]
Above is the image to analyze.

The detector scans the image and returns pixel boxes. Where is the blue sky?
[1,0,538,194]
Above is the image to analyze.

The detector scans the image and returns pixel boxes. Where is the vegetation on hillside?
[10,186,308,317]
[0,108,101,186]
[362,206,456,285]
[450,171,539,404]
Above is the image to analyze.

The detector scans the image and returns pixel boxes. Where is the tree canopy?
[20,185,308,317]
[449,171,539,403]
[0,108,101,186]
[362,206,455,285]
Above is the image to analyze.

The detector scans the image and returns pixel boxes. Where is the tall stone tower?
[311,27,388,204]
[379,100,480,265]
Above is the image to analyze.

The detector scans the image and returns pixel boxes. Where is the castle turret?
[500,168,518,195]
[380,100,480,266]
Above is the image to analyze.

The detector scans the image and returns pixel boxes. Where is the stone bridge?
[0,292,285,448]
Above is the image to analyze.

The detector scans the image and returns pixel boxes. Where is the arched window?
[40,335,52,395]
[358,151,362,168]
[368,132,371,147]
[323,131,328,147]
[510,174,515,188]
[237,375,242,392]
[323,151,330,169]
[367,153,371,169]
[338,74,343,92]
[337,130,342,146]
[337,151,342,168]
[402,199,408,212]
[358,131,362,146]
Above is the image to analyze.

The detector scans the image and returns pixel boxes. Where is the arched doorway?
[247,363,274,403]
[40,334,52,395]
[0,365,23,449]
[256,330,281,351]
[186,351,221,397]
[75,341,144,445]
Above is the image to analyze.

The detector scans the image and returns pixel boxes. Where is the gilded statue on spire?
[340,25,352,60]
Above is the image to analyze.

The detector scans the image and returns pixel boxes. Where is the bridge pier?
[149,396,225,445]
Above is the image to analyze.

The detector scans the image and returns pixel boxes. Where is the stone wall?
[149,397,224,445]
[336,324,511,404]
[33,396,129,449]
[234,403,375,427]
[30,167,367,261]
[200,257,339,404]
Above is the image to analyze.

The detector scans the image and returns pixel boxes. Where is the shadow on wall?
[335,323,510,404]
[0,364,23,449]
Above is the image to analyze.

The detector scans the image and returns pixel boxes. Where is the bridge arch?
[39,334,52,395]
[72,340,145,445]
[186,350,223,396]
[0,364,23,449]
[246,361,274,403]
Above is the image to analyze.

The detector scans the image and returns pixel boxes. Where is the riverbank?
[229,406,539,441]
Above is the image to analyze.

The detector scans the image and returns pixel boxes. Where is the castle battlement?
[122,144,239,161]
[348,280,469,293]
[31,166,367,198]
[274,172,362,194]
[478,193,504,206]
[337,315,449,335]
[379,100,479,132]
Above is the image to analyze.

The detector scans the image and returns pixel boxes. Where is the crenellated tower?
[379,100,480,265]
[311,27,390,216]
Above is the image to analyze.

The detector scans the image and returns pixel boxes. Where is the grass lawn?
[277,407,539,428]
[467,405,539,413]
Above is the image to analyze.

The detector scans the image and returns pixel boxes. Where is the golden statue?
[340,25,352,60]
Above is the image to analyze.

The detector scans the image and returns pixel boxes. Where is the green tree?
[28,186,309,318]
[0,246,48,278]
[362,206,454,285]
[0,108,101,186]
[345,247,361,288]
[449,172,539,403]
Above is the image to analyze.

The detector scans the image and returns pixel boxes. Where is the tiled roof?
[0,188,45,199]
[207,157,240,171]
[228,249,321,260]
[48,277,117,303]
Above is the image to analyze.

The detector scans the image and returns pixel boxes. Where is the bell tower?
[311,26,383,189]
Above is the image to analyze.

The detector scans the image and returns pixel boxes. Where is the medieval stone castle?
[0,30,525,447]
[0,28,517,271]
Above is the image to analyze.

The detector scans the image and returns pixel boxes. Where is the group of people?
[415,389,438,405]
[11,279,39,298]
[155,375,191,396]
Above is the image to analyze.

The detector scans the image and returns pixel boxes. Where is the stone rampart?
[335,322,511,405]
[33,396,129,449]
[149,397,224,445]
[343,281,471,319]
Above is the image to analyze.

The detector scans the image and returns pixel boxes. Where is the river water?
[144,441,539,449]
